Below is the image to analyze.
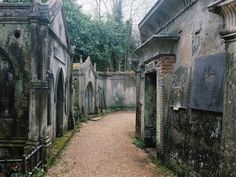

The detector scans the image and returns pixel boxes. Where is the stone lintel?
[208,0,236,38]
[30,80,48,89]
[0,139,26,148]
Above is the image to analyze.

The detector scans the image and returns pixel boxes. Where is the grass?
[38,123,82,176]
[132,136,177,177]
[45,127,80,169]
[152,158,178,177]
[132,137,145,149]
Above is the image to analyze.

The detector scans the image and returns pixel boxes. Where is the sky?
[76,0,156,27]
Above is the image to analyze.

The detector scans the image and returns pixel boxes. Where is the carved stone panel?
[189,53,226,112]
[170,65,190,110]
[145,61,155,73]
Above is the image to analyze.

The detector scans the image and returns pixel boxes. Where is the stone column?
[209,1,236,176]
[39,21,51,162]
[27,9,50,161]
[26,16,40,152]
[27,81,47,151]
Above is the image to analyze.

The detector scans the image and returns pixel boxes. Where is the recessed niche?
[14,31,21,39]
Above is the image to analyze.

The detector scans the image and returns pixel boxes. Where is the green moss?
[166,161,201,177]
[152,159,178,177]
[44,124,81,173]
[14,79,28,118]
[132,137,145,149]
[108,104,136,111]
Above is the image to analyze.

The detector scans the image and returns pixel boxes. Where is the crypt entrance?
[56,69,64,137]
[0,52,15,119]
[144,71,157,147]
[85,82,94,114]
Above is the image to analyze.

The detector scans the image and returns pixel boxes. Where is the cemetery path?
[46,111,162,177]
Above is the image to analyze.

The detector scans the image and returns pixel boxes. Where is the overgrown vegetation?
[64,0,137,71]
[152,159,177,177]
[132,137,145,149]
[132,137,177,177]
[10,168,44,177]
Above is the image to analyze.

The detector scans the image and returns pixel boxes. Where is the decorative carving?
[208,0,236,38]
[145,61,155,72]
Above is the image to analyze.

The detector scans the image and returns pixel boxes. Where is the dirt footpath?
[46,111,160,177]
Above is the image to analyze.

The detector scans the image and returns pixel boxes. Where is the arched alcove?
[56,69,64,137]
[85,82,94,114]
[0,51,15,118]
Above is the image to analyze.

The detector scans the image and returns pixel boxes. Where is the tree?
[64,0,137,71]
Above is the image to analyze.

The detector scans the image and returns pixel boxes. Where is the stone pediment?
[83,57,98,78]
[74,57,98,78]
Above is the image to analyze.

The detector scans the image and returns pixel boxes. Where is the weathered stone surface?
[0,0,72,162]
[136,0,226,176]
[170,65,190,110]
[189,53,225,113]
[98,71,136,109]
[73,58,137,118]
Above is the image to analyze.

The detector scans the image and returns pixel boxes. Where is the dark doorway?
[56,69,64,137]
[144,72,157,147]
[0,54,15,118]
[85,82,94,114]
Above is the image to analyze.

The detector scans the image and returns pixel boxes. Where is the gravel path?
[46,111,161,177]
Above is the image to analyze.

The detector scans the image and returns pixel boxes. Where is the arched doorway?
[85,82,94,114]
[0,52,14,118]
[56,69,64,137]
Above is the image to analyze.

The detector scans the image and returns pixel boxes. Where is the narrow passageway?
[46,111,160,177]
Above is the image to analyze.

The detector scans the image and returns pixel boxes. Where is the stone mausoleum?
[73,57,137,118]
[73,57,98,116]
[0,0,72,166]
[136,0,236,176]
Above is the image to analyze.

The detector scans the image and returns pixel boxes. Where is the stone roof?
[138,0,197,43]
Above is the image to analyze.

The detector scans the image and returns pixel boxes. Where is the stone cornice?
[208,0,236,38]
[135,34,179,63]
[139,0,197,43]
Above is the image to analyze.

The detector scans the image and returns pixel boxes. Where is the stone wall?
[98,72,136,109]
[136,0,226,176]
[0,0,72,160]
[0,23,31,158]
[162,1,225,176]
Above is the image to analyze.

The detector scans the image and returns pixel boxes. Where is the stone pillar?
[26,16,40,152]
[27,81,47,152]
[156,69,164,160]
[39,21,51,162]
[209,1,236,176]
[27,11,51,160]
